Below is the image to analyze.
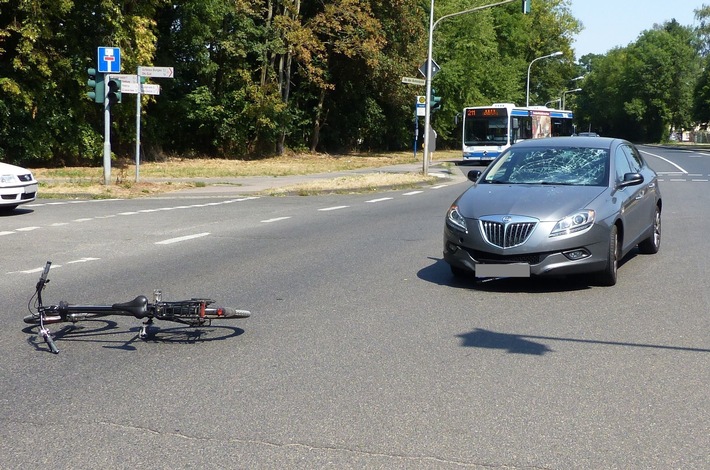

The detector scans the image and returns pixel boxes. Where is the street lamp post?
[422,0,518,175]
[526,51,562,107]
[561,87,582,110]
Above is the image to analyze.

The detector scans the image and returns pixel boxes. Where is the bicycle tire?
[203,306,251,319]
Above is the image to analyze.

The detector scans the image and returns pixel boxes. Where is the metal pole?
[135,67,142,182]
[103,73,111,185]
[422,0,435,176]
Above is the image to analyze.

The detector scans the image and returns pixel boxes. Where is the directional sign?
[111,74,139,84]
[138,66,174,78]
[120,82,160,95]
[98,47,121,73]
[402,76,426,86]
[418,59,440,79]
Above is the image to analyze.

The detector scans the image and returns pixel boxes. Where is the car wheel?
[638,206,661,254]
[596,225,618,286]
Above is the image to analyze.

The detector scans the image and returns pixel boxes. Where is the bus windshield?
[464,116,508,147]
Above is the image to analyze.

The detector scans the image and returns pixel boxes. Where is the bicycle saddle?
[112,295,149,318]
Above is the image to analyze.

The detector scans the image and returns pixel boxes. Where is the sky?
[569,0,703,58]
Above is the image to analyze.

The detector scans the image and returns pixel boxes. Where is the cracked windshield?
[483,147,609,186]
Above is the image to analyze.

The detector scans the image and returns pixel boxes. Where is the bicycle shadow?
[23,320,245,353]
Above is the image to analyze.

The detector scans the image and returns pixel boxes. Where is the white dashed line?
[366,197,393,203]
[319,206,349,211]
[16,226,41,232]
[155,232,211,245]
[261,217,292,223]
[403,191,423,196]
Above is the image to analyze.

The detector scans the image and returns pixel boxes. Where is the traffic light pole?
[422,0,521,176]
[103,74,112,185]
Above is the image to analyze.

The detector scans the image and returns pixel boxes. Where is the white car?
[0,162,38,211]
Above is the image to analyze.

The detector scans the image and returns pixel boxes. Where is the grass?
[33,150,460,199]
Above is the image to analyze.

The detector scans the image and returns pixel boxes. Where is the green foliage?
[0,0,704,166]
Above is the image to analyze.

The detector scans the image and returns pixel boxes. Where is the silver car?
[443,137,661,286]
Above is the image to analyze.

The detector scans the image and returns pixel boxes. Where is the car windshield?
[482,146,609,186]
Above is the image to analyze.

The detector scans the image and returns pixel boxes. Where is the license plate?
[475,263,530,278]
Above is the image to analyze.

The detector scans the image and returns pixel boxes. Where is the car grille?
[479,215,537,248]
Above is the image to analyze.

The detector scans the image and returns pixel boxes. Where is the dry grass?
[34,150,459,199]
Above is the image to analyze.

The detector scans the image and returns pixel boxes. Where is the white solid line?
[366,197,393,203]
[155,232,210,245]
[261,217,292,223]
[319,206,349,211]
[640,150,688,173]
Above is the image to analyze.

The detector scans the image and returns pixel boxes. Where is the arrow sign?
[138,66,174,78]
[121,83,161,95]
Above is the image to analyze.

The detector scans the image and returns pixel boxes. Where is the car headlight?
[0,174,18,184]
[550,210,595,237]
[446,204,468,233]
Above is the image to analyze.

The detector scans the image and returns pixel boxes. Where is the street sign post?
[135,66,174,181]
[121,82,160,95]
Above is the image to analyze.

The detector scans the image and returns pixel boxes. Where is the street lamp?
[422,0,519,175]
[561,87,582,110]
[526,51,563,107]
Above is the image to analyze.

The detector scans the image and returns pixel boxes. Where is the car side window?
[621,145,642,172]
[615,146,633,182]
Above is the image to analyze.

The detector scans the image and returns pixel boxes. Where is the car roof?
[513,136,626,149]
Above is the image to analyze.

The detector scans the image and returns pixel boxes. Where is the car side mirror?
[618,172,644,188]
[467,170,482,182]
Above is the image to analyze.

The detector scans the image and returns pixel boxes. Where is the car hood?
[0,162,31,175]
[456,184,607,222]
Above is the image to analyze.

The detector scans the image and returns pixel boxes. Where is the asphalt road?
[1,146,708,469]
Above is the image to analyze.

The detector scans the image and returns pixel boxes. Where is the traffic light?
[107,78,122,104]
[87,68,104,103]
[522,0,531,14]
[430,90,442,112]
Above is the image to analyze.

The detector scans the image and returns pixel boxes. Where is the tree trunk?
[310,88,326,152]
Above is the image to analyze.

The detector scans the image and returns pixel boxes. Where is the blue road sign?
[97,47,121,73]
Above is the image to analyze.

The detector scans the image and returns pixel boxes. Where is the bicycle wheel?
[203,306,251,319]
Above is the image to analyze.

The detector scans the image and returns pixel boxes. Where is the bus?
[461,103,574,163]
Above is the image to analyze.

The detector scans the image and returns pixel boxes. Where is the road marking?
[366,197,393,203]
[261,217,291,223]
[73,218,93,222]
[319,206,349,211]
[403,191,423,196]
[430,184,448,189]
[155,232,211,245]
[0,231,13,236]
[16,226,41,231]
[640,150,688,173]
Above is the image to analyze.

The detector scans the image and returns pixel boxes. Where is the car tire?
[638,206,661,254]
[596,225,618,286]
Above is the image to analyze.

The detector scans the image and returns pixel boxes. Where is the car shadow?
[0,207,33,216]
[418,253,641,293]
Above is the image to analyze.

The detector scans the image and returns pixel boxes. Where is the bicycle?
[23,261,251,354]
